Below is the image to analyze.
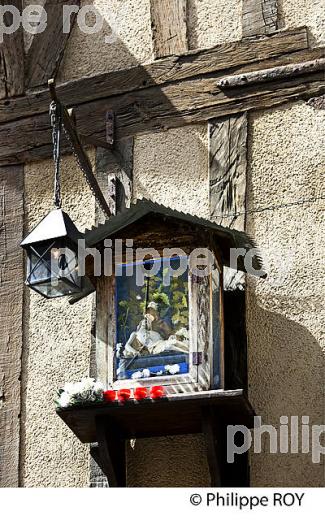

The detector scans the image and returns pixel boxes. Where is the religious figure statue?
[123,301,189,358]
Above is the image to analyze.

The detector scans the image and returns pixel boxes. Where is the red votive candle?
[134,387,148,401]
[150,386,165,399]
[117,388,131,402]
[103,390,116,403]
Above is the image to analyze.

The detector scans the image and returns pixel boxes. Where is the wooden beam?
[0,49,323,166]
[218,58,325,88]
[209,113,248,231]
[89,143,133,486]
[150,0,188,58]
[0,0,24,98]
[201,407,222,486]
[0,27,309,124]
[95,417,126,487]
[209,111,248,290]
[0,164,24,487]
[0,52,6,99]
[242,0,279,38]
[26,0,80,88]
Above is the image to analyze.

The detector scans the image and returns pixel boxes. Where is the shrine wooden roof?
[84,198,265,276]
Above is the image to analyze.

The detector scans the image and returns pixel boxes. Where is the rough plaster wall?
[127,434,210,487]
[279,0,325,46]
[133,125,209,218]
[246,102,325,486]
[21,152,95,487]
[128,124,211,486]
[187,0,242,49]
[58,0,153,82]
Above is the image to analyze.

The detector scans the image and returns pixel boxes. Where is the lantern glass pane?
[28,249,51,283]
[33,280,78,298]
[26,241,81,298]
[115,257,189,381]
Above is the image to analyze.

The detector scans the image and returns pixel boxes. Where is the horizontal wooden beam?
[0,27,308,124]
[0,31,324,166]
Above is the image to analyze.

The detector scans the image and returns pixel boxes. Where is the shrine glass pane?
[115,257,190,380]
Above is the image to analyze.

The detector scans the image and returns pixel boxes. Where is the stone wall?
[20,1,325,486]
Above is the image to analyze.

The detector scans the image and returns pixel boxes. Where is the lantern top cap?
[21,209,82,247]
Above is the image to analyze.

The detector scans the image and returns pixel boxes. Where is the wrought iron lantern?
[21,208,83,299]
[21,99,95,300]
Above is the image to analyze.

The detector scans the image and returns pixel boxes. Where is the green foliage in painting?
[117,262,189,345]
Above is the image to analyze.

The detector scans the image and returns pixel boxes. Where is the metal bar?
[48,79,112,218]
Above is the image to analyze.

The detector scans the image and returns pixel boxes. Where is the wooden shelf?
[57,389,254,487]
[57,389,254,442]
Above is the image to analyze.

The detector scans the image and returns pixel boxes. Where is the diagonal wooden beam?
[26,0,80,89]
[0,0,24,98]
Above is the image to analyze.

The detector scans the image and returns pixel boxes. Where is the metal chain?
[50,101,62,209]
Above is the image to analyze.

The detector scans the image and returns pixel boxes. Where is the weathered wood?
[0,165,24,487]
[96,417,126,487]
[57,390,255,443]
[211,268,222,389]
[201,407,222,486]
[224,290,248,391]
[0,27,309,124]
[242,0,278,38]
[26,0,80,88]
[307,94,325,110]
[0,54,6,99]
[89,145,121,488]
[1,61,323,166]
[196,275,211,390]
[209,113,248,231]
[150,0,188,58]
[96,142,134,216]
[218,58,325,88]
[209,114,248,306]
[0,0,24,97]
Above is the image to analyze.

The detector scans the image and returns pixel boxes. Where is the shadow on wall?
[247,298,325,487]
[126,434,210,487]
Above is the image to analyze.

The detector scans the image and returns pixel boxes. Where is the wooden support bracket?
[201,406,223,486]
[58,390,254,487]
[91,408,243,487]
[95,417,126,487]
